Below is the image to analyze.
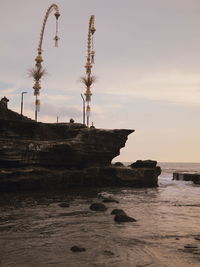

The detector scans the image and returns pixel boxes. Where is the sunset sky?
[0,0,200,162]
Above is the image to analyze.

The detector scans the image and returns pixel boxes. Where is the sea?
[0,162,200,267]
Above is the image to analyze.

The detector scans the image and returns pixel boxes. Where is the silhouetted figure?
[0,97,9,109]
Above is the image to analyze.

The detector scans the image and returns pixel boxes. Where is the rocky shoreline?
[0,162,161,192]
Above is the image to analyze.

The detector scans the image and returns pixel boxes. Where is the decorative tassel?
[54,18,59,47]
[86,105,91,117]
[54,35,59,47]
[36,99,40,112]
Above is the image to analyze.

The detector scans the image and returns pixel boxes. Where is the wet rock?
[102,197,119,203]
[130,160,157,168]
[155,166,162,176]
[70,246,86,252]
[114,214,137,222]
[59,202,69,208]
[113,162,124,167]
[173,172,200,184]
[111,209,126,215]
[89,203,107,211]
[184,244,198,249]
[103,250,115,256]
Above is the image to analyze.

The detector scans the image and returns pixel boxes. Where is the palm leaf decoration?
[29,67,47,81]
[80,75,96,88]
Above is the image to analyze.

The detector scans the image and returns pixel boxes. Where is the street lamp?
[80,93,85,125]
[21,91,27,117]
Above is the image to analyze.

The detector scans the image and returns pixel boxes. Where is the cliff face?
[0,103,133,169]
[0,119,133,169]
[0,102,161,191]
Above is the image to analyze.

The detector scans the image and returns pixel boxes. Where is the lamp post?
[21,91,27,117]
[80,93,85,125]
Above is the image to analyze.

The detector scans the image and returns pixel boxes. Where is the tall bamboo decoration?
[30,4,60,121]
[80,15,96,127]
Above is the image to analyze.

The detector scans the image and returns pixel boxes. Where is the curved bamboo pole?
[32,4,60,121]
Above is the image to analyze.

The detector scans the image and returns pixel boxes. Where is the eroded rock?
[111,209,126,215]
[59,202,69,208]
[90,203,107,211]
[70,246,86,252]
[102,197,119,203]
[114,214,137,222]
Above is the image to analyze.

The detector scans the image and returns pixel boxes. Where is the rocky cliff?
[0,119,133,169]
[0,99,161,191]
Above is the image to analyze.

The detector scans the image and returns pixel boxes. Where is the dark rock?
[114,214,137,222]
[111,209,126,215]
[155,166,162,176]
[184,244,198,249]
[173,172,200,185]
[59,202,69,208]
[194,236,200,241]
[107,166,159,187]
[102,197,119,203]
[103,250,115,256]
[113,162,124,167]
[70,246,86,252]
[90,203,107,211]
[0,107,133,169]
[130,160,157,168]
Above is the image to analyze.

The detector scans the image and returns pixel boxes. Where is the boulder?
[89,203,107,211]
[102,197,119,203]
[59,202,69,208]
[130,160,157,168]
[114,214,137,222]
[173,172,200,185]
[111,209,126,215]
[70,246,86,252]
[184,244,198,249]
[113,162,124,167]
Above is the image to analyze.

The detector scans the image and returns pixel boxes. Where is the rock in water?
[111,209,126,215]
[130,160,157,168]
[59,202,69,208]
[184,244,198,249]
[70,246,86,252]
[102,197,119,203]
[114,214,137,222]
[113,162,124,167]
[89,203,107,211]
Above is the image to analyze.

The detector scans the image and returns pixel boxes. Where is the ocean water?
[0,162,200,267]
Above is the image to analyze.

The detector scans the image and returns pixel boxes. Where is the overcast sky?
[1,0,200,162]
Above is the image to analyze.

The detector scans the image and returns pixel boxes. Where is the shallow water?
[0,163,200,267]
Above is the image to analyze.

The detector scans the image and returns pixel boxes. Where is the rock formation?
[0,99,161,191]
[173,172,200,184]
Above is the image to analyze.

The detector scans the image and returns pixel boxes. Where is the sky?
[0,0,200,162]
